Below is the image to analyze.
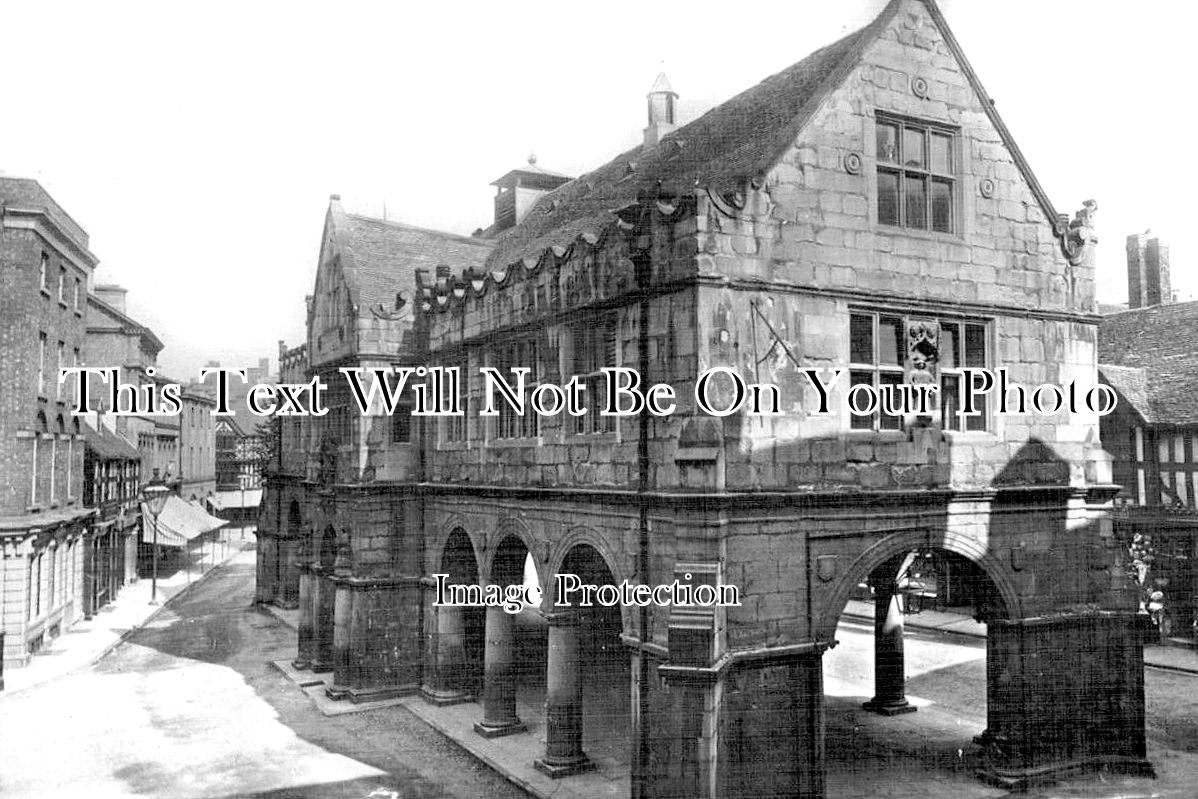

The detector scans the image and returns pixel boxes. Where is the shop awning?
[141,496,227,548]
[212,489,262,510]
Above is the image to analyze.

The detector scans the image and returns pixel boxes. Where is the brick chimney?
[93,284,128,313]
[1126,232,1171,309]
[644,72,678,149]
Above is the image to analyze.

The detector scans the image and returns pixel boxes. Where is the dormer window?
[876,115,956,234]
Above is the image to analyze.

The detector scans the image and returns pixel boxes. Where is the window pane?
[964,324,986,367]
[878,316,902,366]
[941,374,960,431]
[879,372,903,430]
[905,176,927,229]
[939,323,958,369]
[850,314,874,363]
[931,133,951,173]
[877,122,898,163]
[850,370,874,430]
[966,394,987,431]
[877,170,899,226]
[903,127,925,168]
[931,179,953,233]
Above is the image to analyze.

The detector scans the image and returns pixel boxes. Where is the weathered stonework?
[260,1,1150,795]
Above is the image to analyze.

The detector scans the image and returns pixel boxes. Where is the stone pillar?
[422,603,472,705]
[863,556,915,716]
[473,604,526,738]
[310,567,337,672]
[278,537,300,609]
[325,578,353,700]
[293,565,315,669]
[978,612,1153,789]
[535,610,594,777]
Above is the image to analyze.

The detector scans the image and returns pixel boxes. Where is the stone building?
[0,176,96,669]
[178,385,217,502]
[261,0,1151,794]
[1099,234,1198,641]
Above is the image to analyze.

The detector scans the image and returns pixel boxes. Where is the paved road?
[824,617,1198,798]
[0,551,531,799]
[4,555,1198,799]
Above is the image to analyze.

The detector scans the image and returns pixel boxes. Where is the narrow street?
[0,552,530,799]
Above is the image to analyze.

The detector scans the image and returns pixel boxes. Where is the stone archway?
[474,533,538,738]
[535,542,630,778]
[423,527,485,704]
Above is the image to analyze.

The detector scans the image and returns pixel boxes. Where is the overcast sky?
[1,1,1191,379]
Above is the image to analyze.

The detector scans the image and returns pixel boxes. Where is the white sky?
[1,1,1192,379]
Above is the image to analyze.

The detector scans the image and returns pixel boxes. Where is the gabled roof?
[84,424,141,461]
[329,203,494,317]
[480,0,1068,275]
[1099,300,1198,425]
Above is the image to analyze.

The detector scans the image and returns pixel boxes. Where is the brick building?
[81,422,141,616]
[1099,234,1198,641]
[0,177,97,668]
[260,0,1151,794]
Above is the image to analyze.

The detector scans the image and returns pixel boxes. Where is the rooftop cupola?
[643,72,678,149]
[490,154,572,233]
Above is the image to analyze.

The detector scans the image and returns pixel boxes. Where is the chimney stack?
[1126,232,1171,309]
[644,72,678,149]
[93,284,127,313]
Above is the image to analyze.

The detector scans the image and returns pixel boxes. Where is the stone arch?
[316,524,338,570]
[813,526,1022,642]
[439,526,482,582]
[481,515,538,583]
[543,525,627,605]
[428,512,483,573]
[544,529,632,637]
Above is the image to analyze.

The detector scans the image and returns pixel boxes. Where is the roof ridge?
[346,213,494,247]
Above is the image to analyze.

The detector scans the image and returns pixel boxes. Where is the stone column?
[422,603,471,705]
[293,565,315,669]
[311,567,337,672]
[473,604,526,738]
[863,556,915,716]
[535,609,594,777]
[325,578,353,700]
[278,537,300,608]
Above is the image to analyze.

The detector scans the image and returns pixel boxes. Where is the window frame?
[488,338,541,443]
[568,315,618,437]
[848,309,990,433]
[875,114,958,234]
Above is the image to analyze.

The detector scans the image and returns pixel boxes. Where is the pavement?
[843,598,1198,674]
[0,546,530,799]
[1,528,254,696]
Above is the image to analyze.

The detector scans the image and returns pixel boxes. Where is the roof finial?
[528,153,537,166]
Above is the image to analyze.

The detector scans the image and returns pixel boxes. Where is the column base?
[862,697,917,716]
[473,719,527,739]
[349,683,417,704]
[325,684,351,701]
[309,659,333,673]
[421,686,475,706]
[291,658,311,671]
[977,755,1155,790]
[534,755,595,779]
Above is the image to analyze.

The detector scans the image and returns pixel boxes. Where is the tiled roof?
[84,424,141,461]
[343,214,493,312]
[481,8,891,273]
[1098,365,1154,424]
[1099,300,1198,425]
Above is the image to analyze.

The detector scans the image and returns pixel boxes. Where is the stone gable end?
[762,0,1087,315]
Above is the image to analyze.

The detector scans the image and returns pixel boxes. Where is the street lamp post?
[142,468,171,605]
